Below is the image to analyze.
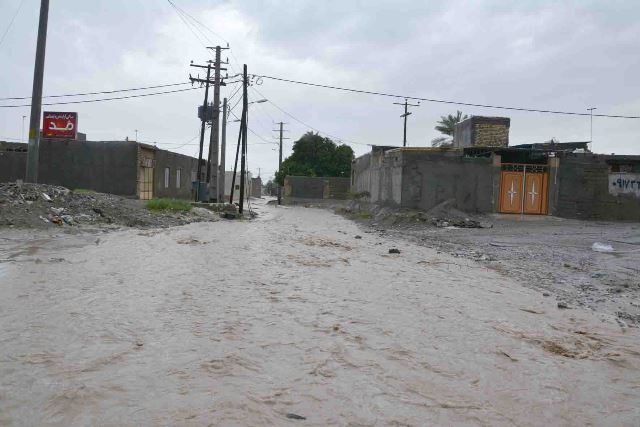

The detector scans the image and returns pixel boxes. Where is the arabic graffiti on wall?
[609,173,640,198]
[42,111,78,139]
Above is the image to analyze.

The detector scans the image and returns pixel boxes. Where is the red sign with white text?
[43,111,78,139]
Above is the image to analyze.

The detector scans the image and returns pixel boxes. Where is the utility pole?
[273,121,289,205]
[238,64,248,215]
[25,0,50,183]
[205,45,228,201]
[189,60,213,201]
[587,107,596,147]
[218,97,227,203]
[393,99,420,147]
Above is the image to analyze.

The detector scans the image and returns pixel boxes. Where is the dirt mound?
[0,182,217,229]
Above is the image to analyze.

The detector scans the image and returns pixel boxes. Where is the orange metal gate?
[499,164,548,215]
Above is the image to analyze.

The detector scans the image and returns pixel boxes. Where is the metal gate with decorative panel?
[499,164,548,215]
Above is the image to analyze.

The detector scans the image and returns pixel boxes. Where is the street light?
[249,99,267,105]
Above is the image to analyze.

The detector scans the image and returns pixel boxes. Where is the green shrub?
[145,198,192,212]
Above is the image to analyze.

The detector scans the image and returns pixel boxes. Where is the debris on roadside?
[0,182,218,229]
[286,413,306,420]
[389,248,401,254]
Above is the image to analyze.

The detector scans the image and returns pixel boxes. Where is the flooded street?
[1,200,639,426]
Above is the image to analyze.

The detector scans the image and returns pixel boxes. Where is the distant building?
[251,177,262,198]
[222,170,252,203]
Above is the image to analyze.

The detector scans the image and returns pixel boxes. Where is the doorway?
[499,163,548,215]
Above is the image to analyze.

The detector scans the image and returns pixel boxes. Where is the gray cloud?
[1,0,638,180]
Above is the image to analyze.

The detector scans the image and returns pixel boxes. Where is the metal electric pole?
[587,107,596,147]
[238,64,248,214]
[205,45,228,201]
[218,97,227,203]
[273,121,289,205]
[25,0,50,183]
[393,99,420,147]
[189,60,213,201]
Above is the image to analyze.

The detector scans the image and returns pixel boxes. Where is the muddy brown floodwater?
[1,199,639,426]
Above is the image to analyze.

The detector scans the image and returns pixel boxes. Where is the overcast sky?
[1,0,639,179]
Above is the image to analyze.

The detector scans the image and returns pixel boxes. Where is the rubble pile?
[0,182,216,229]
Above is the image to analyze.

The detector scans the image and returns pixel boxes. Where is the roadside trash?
[61,215,74,225]
[543,292,550,297]
[389,248,401,254]
[354,235,362,239]
[286,413,306,420]
[50,207,64,215]
[592,242,614,252]
[41,192,52,202]
[557,302,569,309]
[47,214,63,225]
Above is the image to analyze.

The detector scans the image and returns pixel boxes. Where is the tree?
[264,179,275,196]
[430,136,453,148]
[435,111,468,137]
[275,132,354,185]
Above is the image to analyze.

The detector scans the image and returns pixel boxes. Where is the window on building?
[164,167,170,188]
[176,169,181,189]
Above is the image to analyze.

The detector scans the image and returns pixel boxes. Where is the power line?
[0,81,190,101]
[263,97,368,146]
[0,0,25,48]
[229,110,275,144]
[0,86,201,108]
[253,74,640,120]
[0,82,189,101]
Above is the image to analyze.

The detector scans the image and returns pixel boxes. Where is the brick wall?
[473,123,509,147]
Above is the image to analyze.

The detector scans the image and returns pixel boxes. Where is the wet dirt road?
[1,201,639,426]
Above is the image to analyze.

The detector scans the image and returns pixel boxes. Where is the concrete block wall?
[399,149,497,213]
[0,142,27,182]
[39,139,138,196]
[153,149,200,199]
[284,176,351,200]
[553,153,640,220]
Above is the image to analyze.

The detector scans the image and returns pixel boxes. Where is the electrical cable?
[0,0,25,48]
[0,86,201,108]
[253,74,640,119]
[0,81,191,101]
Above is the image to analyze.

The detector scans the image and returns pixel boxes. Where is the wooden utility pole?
[393,99,420,147]
[189,60,213,201]
[273,121,289,205]
[218,97,227,203]
[25,0,50,183]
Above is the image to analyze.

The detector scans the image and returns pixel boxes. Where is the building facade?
[352,116,640,221]
[0,139,204,200]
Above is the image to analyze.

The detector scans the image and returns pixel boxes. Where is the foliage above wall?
[275,132,354,185]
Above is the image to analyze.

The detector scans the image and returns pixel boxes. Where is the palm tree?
[435,111,468,136]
